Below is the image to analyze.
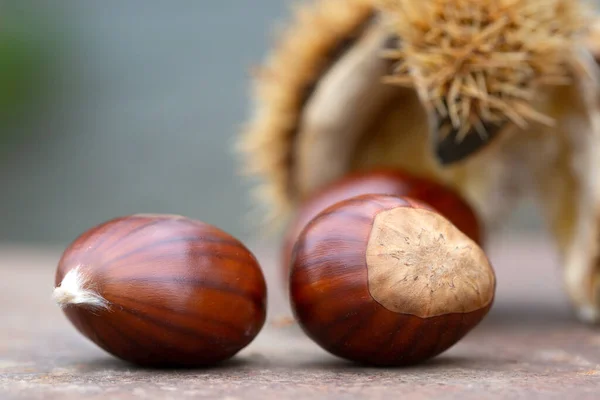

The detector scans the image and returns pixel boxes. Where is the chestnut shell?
[289,195,494,366]
[282,169,482,284]
[55,214,267,367]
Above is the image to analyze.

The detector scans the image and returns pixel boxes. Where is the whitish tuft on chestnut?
[53,213,267,367]
[53,266,110,310]
[289,194,495,366]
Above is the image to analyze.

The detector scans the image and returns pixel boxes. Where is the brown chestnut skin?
[282,169,482,285]
[289,194,495,366]
[53,214,267,367]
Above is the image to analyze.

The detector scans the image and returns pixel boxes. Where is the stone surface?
[1,234,600,399]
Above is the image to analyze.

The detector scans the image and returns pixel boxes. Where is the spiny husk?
[236,0,375,227]
[378,0,593,140]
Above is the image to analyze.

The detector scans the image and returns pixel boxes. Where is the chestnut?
[282,169,482,285]
[289,194,495,366]
[53,214,267,367]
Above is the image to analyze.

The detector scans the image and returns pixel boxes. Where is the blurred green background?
[0,1,551,245]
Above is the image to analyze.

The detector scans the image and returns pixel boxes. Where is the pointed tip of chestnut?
[290,194,495,366]
[53,266,110,311]
[55,213,267,367]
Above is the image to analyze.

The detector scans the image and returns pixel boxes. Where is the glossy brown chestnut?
[282,169,482,284]
[289,194,495,366]
[53,214,267,367]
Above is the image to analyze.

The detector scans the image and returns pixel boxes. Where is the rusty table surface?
[1,234,599,399]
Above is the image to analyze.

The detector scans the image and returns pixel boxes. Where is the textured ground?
[1,235,599,399]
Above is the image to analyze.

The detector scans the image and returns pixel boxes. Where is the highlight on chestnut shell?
[53,213,268,367]
[281,169,483,285]
[289,194,495,366]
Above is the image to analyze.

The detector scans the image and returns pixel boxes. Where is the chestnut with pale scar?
[290,194,496,366]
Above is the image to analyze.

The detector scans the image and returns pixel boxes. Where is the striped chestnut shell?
[282,169,483,286]
[290,194,495,366]
[53,214,267,367]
